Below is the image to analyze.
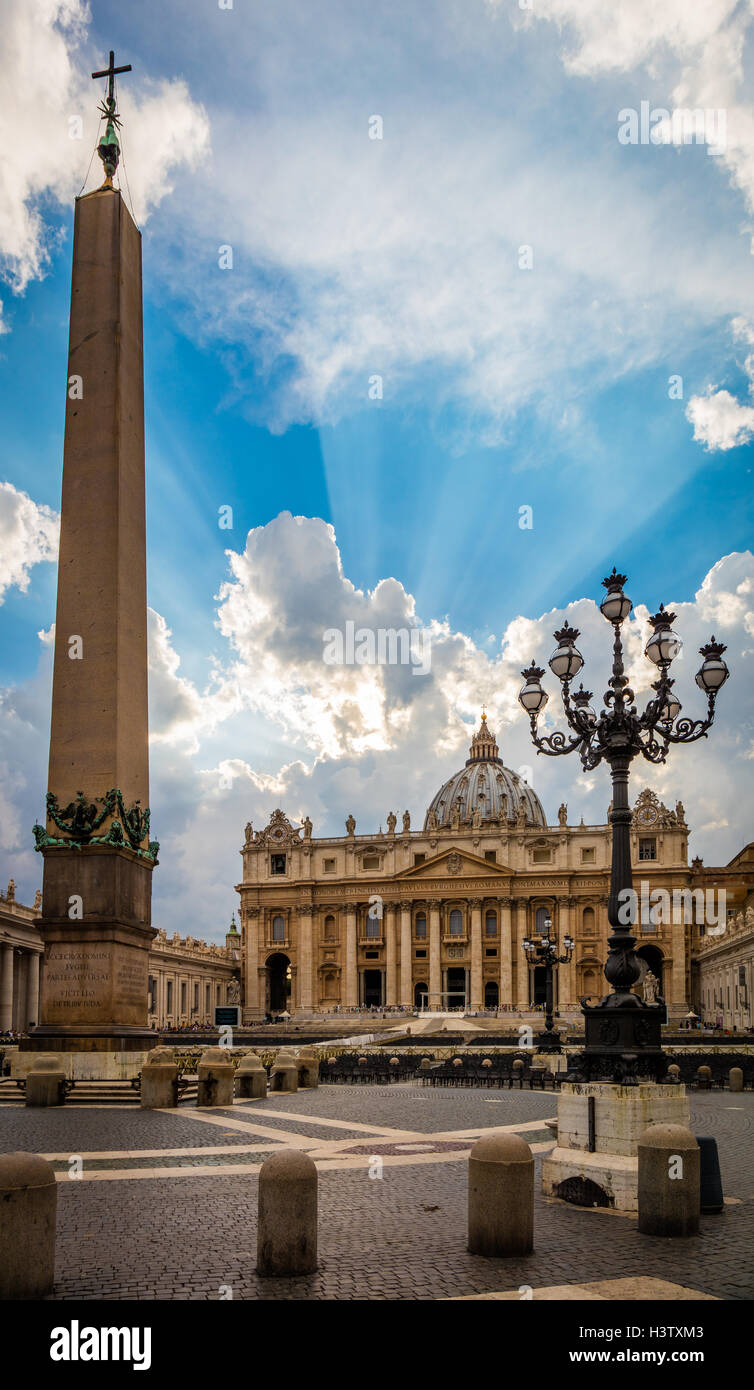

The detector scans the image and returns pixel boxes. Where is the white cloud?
[0,0,209,297]
[686,316,754,449]
[0,481,59,603]
[686,386,754,450]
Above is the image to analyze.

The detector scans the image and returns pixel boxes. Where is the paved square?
[3,1085,753,1300]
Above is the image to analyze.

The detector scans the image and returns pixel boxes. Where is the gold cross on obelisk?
[91,50,132,188]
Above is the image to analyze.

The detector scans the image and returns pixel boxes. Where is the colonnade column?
[469,899,483,1010]
[385,902,397,1006]
[670,911,688,1014]
[399,900,412,1006]
[0,943,13,1031]
[498,898,512,1007]
[515,899,529,1010]
[345,908,358,1007]
[429,903,441,1009]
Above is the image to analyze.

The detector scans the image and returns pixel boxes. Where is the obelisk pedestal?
[24,186,157,1080]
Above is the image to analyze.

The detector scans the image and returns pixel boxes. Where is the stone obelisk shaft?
[31,189,156,1065]
[49,188,148,806]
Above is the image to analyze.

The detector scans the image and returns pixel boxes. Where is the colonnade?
[0,943,41,1032]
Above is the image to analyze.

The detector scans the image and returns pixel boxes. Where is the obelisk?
[27,54,158,1077]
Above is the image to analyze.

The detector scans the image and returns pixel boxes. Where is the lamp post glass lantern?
[522,915,574,1052]
[518,568,729,1083]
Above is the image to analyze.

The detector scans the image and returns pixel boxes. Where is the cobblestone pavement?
[3,1084,752,1300]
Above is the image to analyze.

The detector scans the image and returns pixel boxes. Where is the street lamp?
[522,915,574,1052]
[518,568,729,1084]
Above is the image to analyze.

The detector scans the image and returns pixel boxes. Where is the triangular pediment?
[395,846,514,879]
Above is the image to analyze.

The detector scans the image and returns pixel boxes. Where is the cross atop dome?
[467,710,500,764]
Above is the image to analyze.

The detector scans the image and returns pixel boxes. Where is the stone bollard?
[667,1063,681,1084]
[468,1133,534,1256]
[25,1054,67,1108]
[0,1153,57,1298]
[512,1058,524,1089]
[696,1065,712,1091]
[257,1150,318,1276]
[235,1052,267,1100]
[729,1067,743,1093]
[637,1124,700,1237]
[270,1049,298,1093]
[140,1047,179,1109]
[197,1046,235,1107]
[295,1047,319,1089]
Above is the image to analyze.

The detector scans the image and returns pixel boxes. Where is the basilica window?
[484,850,497,863]
[365,913,381,939]
[180,982,187,1015]
[449,909,463,936]
[324,914,336,940]
[193,983,199,1013]
[532,848,551,864]
[414,853,426,866]
[205,984,211,1014]
[581,847,596,863]
[166,981,173,1015]
[323,858,336,873]
[639,838,657,861]
[270,853,287,875]
[363,853,381,870]
[415,914,427,939]
[272,914,286,943]
[535,906,550,934]
[485,912,497,937]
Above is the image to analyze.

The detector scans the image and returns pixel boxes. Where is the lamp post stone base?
[542,1081,690,1214]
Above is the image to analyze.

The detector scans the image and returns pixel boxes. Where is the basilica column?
[469,899,483,1010]
[558,899,576,1007]
[0,944,14,1032]
[399,901,412,1006]
[515,899,529,1010]
[385,902,397,1006]
[244,908,260,1015]
[498,898,512,1007]
[429,903,441,1009]
[345,908,358,1007]
[298,905,314,1010]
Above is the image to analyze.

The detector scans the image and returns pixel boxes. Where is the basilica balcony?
[265,934,290,950]
[442,932,468,945]
[358,933,384,947]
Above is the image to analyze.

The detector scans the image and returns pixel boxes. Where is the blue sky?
[1,0,753,934]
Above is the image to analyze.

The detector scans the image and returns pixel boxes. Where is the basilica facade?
[236,715,751,1021]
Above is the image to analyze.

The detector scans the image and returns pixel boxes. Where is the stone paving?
[2,1084,752,1300]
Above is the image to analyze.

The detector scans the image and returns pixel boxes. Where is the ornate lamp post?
[522,915,574,1052]
[518,568,729,1083]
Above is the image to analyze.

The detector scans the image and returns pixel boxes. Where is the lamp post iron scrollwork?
[518,569,729,1084]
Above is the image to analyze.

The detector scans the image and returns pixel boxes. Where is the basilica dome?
[423,714,548,831]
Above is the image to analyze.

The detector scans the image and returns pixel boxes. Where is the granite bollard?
[197,1046,235,1107]
[236,1051,267,1099]
[729,1067,743,1093]
[140,1046,178,1109]
[25,1054,66,1108]
[637,1123,700,1237]
[257,1150,318,1276]
[0,1153,57,1298]
[468,1132,534,1256]
[295,1046,319,1089]
[270,1049,298,1093]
